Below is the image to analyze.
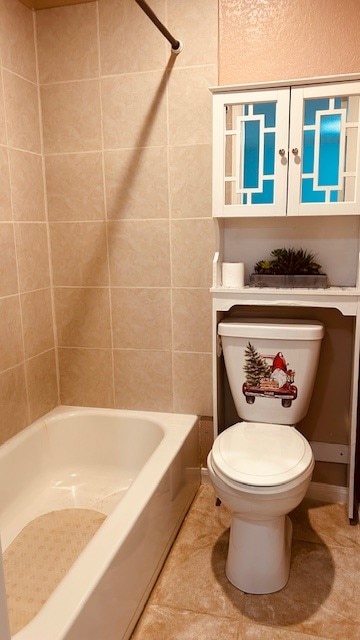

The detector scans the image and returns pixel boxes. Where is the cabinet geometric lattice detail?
[212,81,360,217]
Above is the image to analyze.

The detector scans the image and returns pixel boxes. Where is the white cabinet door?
[212,89,290,217]
[213,81,360,218]
[288,82,360,215]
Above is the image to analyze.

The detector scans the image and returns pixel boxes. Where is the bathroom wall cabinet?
[212,78,360,217]
[211,74,360,523]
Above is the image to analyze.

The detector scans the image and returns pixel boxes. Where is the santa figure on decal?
[271,351,295,388]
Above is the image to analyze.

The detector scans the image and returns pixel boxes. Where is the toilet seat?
[212,422,313,488]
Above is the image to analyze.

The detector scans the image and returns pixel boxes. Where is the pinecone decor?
[244,342,271,387]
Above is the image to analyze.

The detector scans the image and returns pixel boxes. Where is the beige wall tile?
[41,80,101,153]
[15,223,50,292]
[173,352,212,415]
[9,149,45,221]
[0,74,7,145]
[172,288,212,353]
[108,220,170,287]
[104,147,169,219]
[0,146,12,221]
[55,287,111,348]
[114,349,173,411]
[3,71,41,152]
[36,3,99,83]
[0,223,18,296]
[111,287,171,350]
[21,288,54,359]
[99,0,166,75]
[50,222,109,286]
[168,65,216,146]
[101,72,167,149]
[0,295,24,371]
[0,365,28,445]
[169,145,212,218]
[59,347,114,407]
[171,218,214,287]
[0,0,36,82]
[45,153,105,221]
[167,0,218,68]
[26,349,58,421]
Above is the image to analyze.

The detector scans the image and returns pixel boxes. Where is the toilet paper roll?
[222,262,245,288]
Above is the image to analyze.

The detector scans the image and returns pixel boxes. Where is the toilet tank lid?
[218,318,324,341]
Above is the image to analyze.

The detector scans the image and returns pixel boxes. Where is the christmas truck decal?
[243,342,297,408]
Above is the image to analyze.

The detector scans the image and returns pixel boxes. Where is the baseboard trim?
[201,468,211,485]
[306,481,348,504]
[201,468,348,504]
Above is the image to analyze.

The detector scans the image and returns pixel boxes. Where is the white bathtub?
[0,406,200,640]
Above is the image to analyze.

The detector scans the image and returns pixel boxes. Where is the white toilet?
[207,318,324,594]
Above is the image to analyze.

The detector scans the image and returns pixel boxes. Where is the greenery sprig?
[254,248,322,276]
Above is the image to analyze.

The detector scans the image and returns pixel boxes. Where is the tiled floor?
[131,483,360,640]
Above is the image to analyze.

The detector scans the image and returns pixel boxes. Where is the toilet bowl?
[208,319,324,594]
[208,421,314,593]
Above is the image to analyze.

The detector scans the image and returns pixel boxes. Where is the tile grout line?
[0,347,59,378]
[37,63,216,87]
[1,65,38,87]
[14,141,211,157]
[165,0,176,414]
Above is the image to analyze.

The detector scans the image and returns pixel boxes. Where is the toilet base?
[226,513,293,594]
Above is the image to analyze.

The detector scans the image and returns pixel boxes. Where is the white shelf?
[211,286,360,316]
[211,286,360,295]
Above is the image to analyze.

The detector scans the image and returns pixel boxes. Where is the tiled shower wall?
[38,0,217,414]
[0,0,218,447]
[0,0,58,445]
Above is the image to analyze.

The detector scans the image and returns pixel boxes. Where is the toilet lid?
[212,422,313,487]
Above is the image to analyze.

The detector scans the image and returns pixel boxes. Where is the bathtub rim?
[2,405,199,640]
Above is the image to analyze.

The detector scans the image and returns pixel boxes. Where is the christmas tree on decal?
[244,342,271,387]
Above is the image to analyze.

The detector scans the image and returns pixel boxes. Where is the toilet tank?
[218,318,324,425]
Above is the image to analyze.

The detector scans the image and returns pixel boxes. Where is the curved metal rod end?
[171,39,183,55]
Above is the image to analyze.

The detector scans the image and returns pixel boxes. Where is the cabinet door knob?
[278,149,285,156]
[292,147,299,155]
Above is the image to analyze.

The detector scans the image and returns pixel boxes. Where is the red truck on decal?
[242,349,298,408]
[242,379,297,408]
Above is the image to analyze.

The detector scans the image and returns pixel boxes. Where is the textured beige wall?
[35,0,217,415]
[0,0,58,445]
[219,0,360,85]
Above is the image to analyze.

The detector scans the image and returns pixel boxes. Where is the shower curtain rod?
[134,0,183,54]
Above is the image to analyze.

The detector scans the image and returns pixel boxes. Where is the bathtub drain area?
[3,508,106,635]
